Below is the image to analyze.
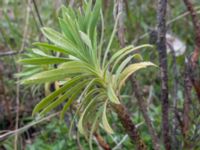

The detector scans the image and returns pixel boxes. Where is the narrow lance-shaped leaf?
[118,62,156,90]
[32,49,50,57]
[107,84,120,104]
[59,18,77,45]
[105,44,153,73]
[89,110,101,150]
[33,42,76,56]
[78,100,95,135]
[111,45,153,71]
[19,57,71,65]
[16,68,42,78]
[42,27,84,60]
[32,75,85,115]
[40,79,89,115]
[77,93,105,137]
[102,13,120,68]
[88,0,101,36]
[60,79,96,119]
[114,54,143,88]
[22,68,70,84]
[22,60,93,84]
[102,100,114,134]
[79,31,93,50]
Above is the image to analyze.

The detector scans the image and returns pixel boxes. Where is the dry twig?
[157,0,171,149]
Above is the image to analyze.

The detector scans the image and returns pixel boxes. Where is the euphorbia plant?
[19,0,155,149]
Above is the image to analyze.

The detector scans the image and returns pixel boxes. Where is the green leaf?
[111,45,153,72]
[77,92,105,136]
[40,79,88,115]
[22,68,70,84]
[60,79,96,119]
[115,55,133,77]
[102,101,114,134]
[88,0,101,41]
[16,68,42,78]
[118,62,156,90]
[22,60,93,84]
[32,76,85,115]
[32,49,50,57]
[19,57,70,65]
[102,13,120,67]
[114,54,143,84]
[79,31,93,50]
[59,61,98,76]
[59,18,77,44]
[33,42,75,55]
[107,84,120,104]
[89,111,101,150]
[78,100,94,135]
[41,27,81,57]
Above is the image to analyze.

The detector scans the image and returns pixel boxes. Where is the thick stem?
[94,132,111,150]
[113,104,147,150]
[157,0,171,149]
[183,62,192,149]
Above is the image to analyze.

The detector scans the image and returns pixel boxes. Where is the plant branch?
[94,132,111,150]
[156,0,171,149]
[183,0,200,102]
[113,104,147,150]
[183,61,192,149]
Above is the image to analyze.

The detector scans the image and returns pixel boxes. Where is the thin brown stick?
[183,61,192,149]
[0,51,24,57]
[0,112,59,142]
[29,2,40,32]
[157,0,171,149]
[183,0,200,50]
[32,0,44,27]
[183,0,200,103]
[14,1,31,149]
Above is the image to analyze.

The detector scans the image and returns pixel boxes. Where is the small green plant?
[19,0,155,148]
